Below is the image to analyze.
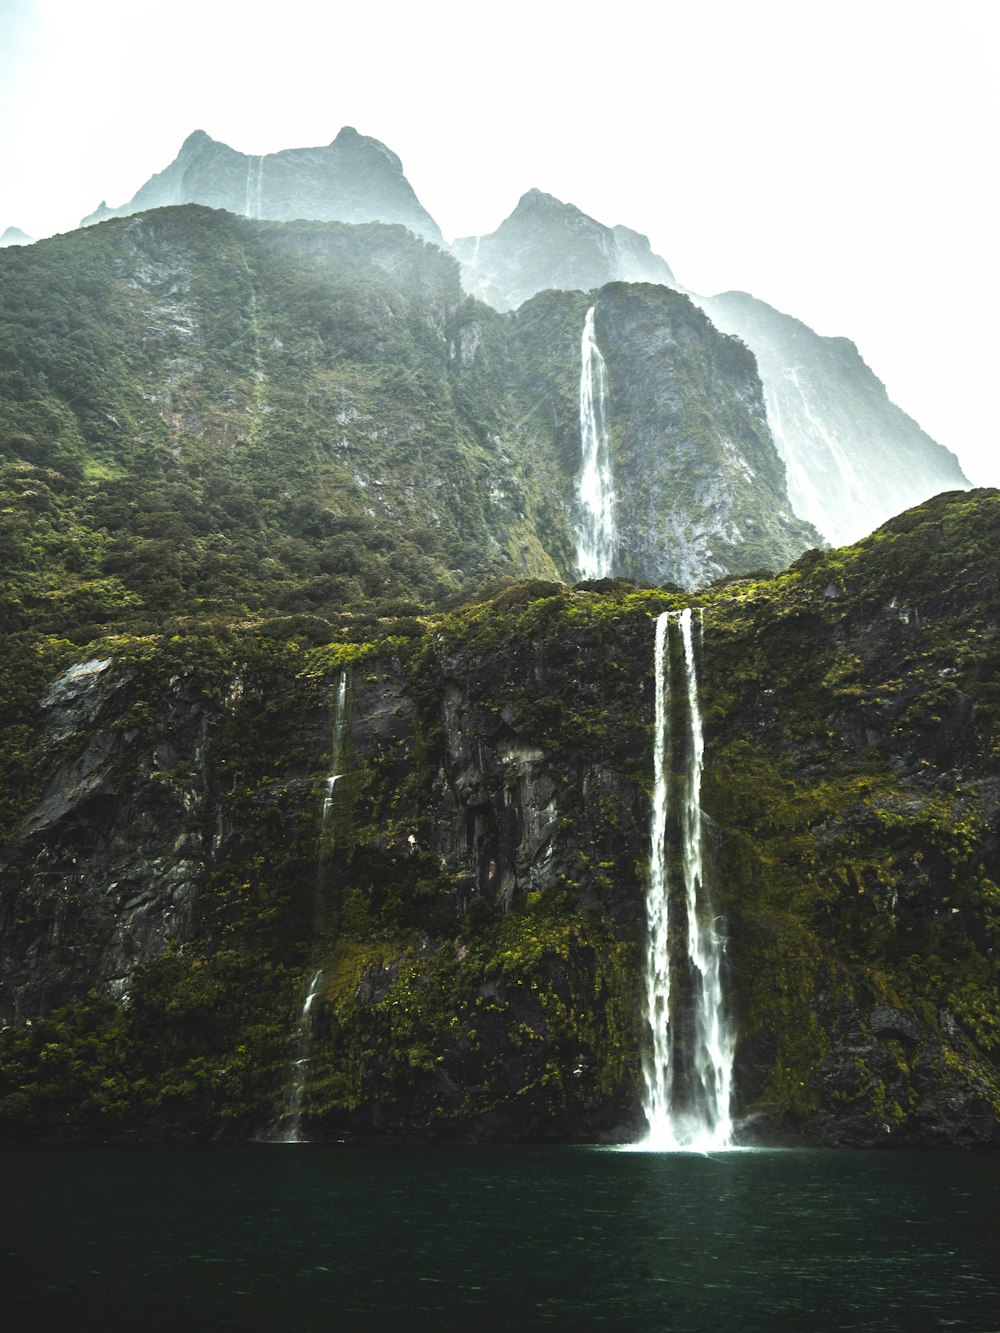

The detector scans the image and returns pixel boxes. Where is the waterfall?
[277,668,351,1142]
[280,969,323,1143]
[254,156,264,220]
[639,608,735,1150]
[576,306,617,579]
[244,155,264,219]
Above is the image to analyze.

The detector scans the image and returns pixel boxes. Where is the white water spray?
[576,306,617,579]
[639,608,735,1150]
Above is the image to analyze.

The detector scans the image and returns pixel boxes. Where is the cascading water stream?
[281,968,323,1143]
[278,668,351,1142]
[639,608,735,1151]
[576,306,617,578]
[244,155,264,219]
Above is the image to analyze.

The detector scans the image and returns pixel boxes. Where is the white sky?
[1,0,997,485]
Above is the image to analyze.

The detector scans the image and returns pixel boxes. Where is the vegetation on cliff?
[0,492,997,1143]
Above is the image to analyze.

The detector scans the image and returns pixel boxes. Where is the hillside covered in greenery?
[0,204,819,645]
[0,486,997,1146]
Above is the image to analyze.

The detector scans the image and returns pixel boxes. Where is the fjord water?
[4,1145,998,1331]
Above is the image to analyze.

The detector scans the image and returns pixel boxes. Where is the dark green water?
[2,1145,998,1331]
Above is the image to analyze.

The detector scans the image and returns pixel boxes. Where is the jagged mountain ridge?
[81,127,443,244]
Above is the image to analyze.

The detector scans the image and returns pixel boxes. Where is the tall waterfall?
[576,306,617,579]
[640,608,735,1150]
[278,668,351,1142]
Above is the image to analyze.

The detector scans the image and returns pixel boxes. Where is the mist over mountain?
[80,127,443,245]
[0,226,33,247]
[700,291,968,545]
[74,124,970,554]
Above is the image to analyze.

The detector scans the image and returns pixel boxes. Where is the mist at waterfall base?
[5,1145,998,1332]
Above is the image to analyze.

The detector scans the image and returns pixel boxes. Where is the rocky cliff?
[81,127,443,244]
[1,490,997,1146]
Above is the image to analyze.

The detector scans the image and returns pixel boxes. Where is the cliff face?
[81,127,443,244]
[591,284,816,585]
[1,491,997,1146]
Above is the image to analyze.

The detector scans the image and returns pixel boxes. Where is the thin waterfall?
[576,306,617,578]
[244,155,264,219]
[254,156,264,220]
[280,969,323,1143]
[278,668,351,1142]
[639,608,735,1150]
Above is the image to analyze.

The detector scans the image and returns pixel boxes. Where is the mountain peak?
[80,127,441,243]
[1,225,34,247]
[180,129,215,152]
[514,188,573,212]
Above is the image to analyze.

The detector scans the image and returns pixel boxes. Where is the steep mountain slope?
[0,490,997,1145]
[700,291,969,545]
[0,204,816,640]
[81,127,443,244]
[580,283,815,584]
[458,191,970,545]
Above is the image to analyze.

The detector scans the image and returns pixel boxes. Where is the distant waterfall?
[244,155,265,219]
[278,668,351,1142]
[640,608,734,1150]
[576,306,617,578]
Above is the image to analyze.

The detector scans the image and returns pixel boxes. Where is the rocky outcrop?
[81,127,443,244]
